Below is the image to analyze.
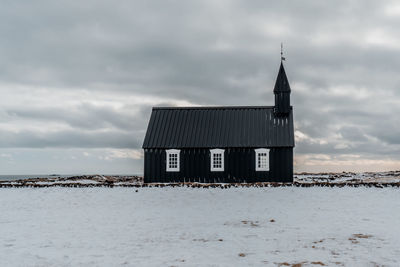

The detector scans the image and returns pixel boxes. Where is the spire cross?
[281,43,285,61]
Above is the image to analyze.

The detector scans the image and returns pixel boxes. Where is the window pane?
[258,153,267,169]
[212,153,222,169]
[169,153,178,169]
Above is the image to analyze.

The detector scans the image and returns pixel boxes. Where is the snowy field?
[0,188,399,266]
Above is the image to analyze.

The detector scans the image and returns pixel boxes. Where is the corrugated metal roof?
[142,106,295,149]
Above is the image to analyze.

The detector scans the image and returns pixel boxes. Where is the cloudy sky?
[0,0,400,174]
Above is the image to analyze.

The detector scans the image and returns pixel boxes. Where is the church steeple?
[273,61,291,115]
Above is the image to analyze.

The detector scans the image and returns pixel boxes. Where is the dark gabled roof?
[142,106,294,149]
[274,62,291,93]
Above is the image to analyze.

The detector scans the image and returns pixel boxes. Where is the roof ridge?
[152,105,276,110]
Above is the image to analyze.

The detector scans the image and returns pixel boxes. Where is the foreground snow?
[0,188,399,266]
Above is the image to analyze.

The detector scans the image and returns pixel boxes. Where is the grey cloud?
[0,129,140,149]
[339,126,368,142]
[6,103,141,131]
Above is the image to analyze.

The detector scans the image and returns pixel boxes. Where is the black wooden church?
[142,61,294,183]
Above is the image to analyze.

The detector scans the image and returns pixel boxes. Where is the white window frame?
[255,148,269,171]
[166,149,180,172]
[210,148,224,172]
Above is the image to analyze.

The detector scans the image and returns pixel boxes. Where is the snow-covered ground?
[295,171,400,184]
[0,187,399,266]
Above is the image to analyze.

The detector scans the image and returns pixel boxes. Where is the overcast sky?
[0,0,399,174]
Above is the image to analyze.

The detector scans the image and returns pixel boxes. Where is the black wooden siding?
[273,62,291,115]
[144,147,293,183]
[274,92,291,115]
[142,106,294,149]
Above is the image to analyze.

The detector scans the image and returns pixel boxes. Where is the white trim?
[255,148,269,171]
[210,149,224,172]
[166,149,180,172]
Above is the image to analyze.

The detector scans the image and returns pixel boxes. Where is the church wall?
[143,148,293,183]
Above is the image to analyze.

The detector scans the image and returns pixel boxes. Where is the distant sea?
[0,174,142,181]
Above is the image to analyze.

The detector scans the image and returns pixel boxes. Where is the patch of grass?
[353,233,372,239]
[349,233,373,244]
[241,220,259,227]
[192,238,208,242]
[277,263,305,267]
[250,221,259,227]
[311,262,326,266]
[348,237,359,244]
